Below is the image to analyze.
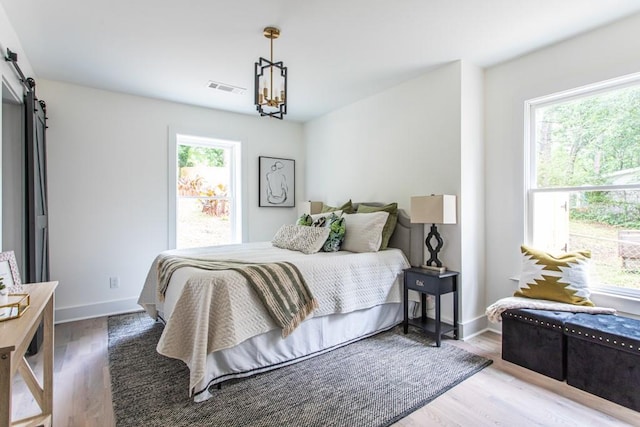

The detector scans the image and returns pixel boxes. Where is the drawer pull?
[415,279,424,287]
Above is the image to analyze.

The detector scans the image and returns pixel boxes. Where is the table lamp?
[410,195,457,272]
[299,201,323,216]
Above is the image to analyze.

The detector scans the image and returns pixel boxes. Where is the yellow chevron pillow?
[515,245,594,306]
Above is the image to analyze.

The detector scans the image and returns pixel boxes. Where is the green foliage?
[296,214,313,226]
[570,199,640,229]
[585,190,609,204]
[536,85,640,188]
[178,145,192,168]
[178,145,225,168]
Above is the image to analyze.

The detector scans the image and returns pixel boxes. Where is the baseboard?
[414,311,491,340]
[55,297,142,324]
[458,314,489,339]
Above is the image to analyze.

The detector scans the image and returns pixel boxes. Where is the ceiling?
[2,0,640,122]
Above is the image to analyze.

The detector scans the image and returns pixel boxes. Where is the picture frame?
[0,250,21,288]
[259,156,295,208]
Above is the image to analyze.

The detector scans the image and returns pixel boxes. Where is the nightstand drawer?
[405,271,440,293]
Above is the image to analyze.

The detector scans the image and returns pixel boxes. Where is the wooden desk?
[0,282,57,427]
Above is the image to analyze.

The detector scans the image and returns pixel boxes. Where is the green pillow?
[321,200,354,214]
[296,213,313,226]
[356,203,398,249]
[322,213,346,252]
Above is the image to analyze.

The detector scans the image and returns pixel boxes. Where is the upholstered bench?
[565,313,640,412]
[501,309,576,380]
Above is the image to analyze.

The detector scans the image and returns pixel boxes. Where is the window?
[525,73,640,297]
[169,133,242,249]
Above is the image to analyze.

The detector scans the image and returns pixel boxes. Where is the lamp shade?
[299,201,323,216]
[410,195,457,224]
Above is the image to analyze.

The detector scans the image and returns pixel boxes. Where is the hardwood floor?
[11,316,640,426]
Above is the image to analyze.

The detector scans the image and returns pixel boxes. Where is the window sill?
[507,277,640,319]
[590,291,640,319]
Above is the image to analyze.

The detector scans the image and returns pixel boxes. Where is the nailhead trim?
[503,311,563,329]
[564,326,640,351]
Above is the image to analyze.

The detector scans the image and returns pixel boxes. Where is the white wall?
[304,61,487,337]
[0,3,33,99]
[0,2,34,249]
[304,62,461,209]
[460,61,486,332]
[1,102,24,271]
[39,80,303,322]
[485,13,640,329]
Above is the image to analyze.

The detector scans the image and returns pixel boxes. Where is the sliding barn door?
[25,89,49,355]
[25,89,50,283]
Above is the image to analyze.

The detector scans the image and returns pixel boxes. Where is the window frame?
[524,72,640,300]
[168,131,243,249]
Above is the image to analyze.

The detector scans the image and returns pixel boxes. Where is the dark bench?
[565,313,640,412]
[501,309,575,380]
[501,309,640,412]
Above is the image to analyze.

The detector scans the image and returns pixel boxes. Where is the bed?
[137,204,423,402]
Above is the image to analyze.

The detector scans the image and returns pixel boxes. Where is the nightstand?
[403,267,459,347]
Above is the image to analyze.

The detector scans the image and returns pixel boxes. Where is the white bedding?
[137,241,411,399]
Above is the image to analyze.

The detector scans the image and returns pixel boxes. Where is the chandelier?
[255,27,287,119]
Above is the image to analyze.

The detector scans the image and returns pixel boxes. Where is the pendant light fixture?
[255,26,287,119]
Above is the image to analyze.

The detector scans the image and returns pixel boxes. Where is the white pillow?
[341,212,389,253]
[272,224,330,254]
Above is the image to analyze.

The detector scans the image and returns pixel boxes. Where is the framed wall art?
[0,250,21,288]
[259,156,295,208]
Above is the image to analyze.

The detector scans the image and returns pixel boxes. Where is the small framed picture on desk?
[0,250,21,288]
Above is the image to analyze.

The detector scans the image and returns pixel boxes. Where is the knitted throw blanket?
[486,296,616,323]
[157,256,318,337]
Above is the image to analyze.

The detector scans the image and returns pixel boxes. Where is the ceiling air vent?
[207,80,246,95]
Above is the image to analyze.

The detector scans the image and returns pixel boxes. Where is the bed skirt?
[182,302,411,402]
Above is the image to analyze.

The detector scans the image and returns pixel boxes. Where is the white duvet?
[137,242,410,394]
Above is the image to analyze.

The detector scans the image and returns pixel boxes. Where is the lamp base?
[421,264,447,274]
[425,223,444,267]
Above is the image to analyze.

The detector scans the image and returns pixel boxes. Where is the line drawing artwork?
[259,156,295,207]
[266,160,288,204]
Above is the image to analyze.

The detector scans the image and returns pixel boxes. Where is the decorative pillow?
[312,216,328,227]
[296,213,313,226]
[272,225,330,254]
[515,245,594,306]
[321,200,354,214]
[310,210,343,227]
[356,203,398,250]
[341,212,389,253]
[322,213,346,252]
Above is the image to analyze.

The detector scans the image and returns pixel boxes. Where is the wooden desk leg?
[43,295,54,423]
[0,349,12,427]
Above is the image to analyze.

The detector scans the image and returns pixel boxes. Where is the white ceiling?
[2,0,640,122]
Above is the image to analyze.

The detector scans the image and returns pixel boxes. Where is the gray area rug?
[108,312,492,427]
